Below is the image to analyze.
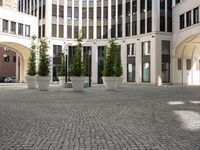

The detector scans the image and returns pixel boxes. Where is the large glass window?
[162,41,170,83]
[18,23,23,35]
[140,19,145,34]
[59,25,64,38]
[67,7,72,19]
[186,11,191,27]
[97,26,101,39]
[180,14,185,29]
[89,8,93,20]
[3,19,8,32]
[52,24,57,37]
[118,24,122,37]
[127,64,135,82]
[74,26,79,39]
[193,7,199,24]
[82,26,87,39]
[103,7,108,20]
[25,25,30,37]
[74,7,79,20]
[67,25,72,38]
[82,7,87,19]
[126,23,130,36]
[89,26,93,39]
[52,4,57,17]
[97,7,101,20]
[160,0,165,32]
[103,26,108,39]
[11,21,16,34]
[53,45,62,81]
[142,41,151,82]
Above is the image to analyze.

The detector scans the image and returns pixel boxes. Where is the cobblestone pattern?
[0,84,200,150]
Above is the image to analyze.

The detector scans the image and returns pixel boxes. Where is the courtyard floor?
[0,83,200,150]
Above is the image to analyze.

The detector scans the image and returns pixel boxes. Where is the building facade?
[0,0,17,80]
[16,0,200,85]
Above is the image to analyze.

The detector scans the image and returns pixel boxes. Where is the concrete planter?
[71,76,85,91]
[36,76,51,91]
[25,76,36,89]
[58,76,66,87]
[116,77,124,88]
[102,77,117,90]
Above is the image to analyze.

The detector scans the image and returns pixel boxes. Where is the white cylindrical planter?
[25,76,36,89]
[58,76,66,87]
[116,77,124,88]
[37,76,51,91]
[102,77,117,90]
[71,76,85,91]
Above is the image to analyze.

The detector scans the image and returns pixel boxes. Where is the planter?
[102,77,117,90]
[116,77,124,88]
[58,76,66,87]
[25,76,36,89]
[71,76,85,91]
[36,76,51,91]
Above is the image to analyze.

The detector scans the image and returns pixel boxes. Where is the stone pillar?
[92,43,98,83]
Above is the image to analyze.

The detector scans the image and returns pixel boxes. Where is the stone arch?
[175,34,200,85]
[0,42,30,83]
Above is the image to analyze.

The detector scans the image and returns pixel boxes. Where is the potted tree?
[102,39,117,90]
[114,45,123,88]
[26,35,37,89]
[70,37,85,91]
[36,38,51,91]
[58,53,66,87]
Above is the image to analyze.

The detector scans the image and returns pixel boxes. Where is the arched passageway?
[175,34,200,85]
[0,42,30,83]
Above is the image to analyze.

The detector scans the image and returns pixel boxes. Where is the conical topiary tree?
[58,53,66,76]
[37,38,50,76]
[71,37,83,76]
[27,35,37,76]
[103,39,117,76]
[114,45,123,77]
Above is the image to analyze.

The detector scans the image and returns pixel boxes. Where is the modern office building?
[2,0,200,85]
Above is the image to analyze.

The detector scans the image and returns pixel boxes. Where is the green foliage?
[58,53,66,76]
[27,35,37,76]
[82,52,89,76]
[103,39,117,76]
[37,38,50,76]
[114,45,123,77]
[71,37,83,76]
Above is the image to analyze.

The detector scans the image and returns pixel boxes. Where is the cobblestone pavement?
[0,84,200,150]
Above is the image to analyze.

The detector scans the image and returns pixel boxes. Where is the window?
[52,24,57,37]
[103,26,108,39]
[97,26,101,39]
[42,24,45,37]
[111,5,116,19]
[74,7,79,20]
[111,25,116,38]
[127,44,135,56]
[118,4,122,17]
[142,41,150,55]
[140,19,145,34]
[74,26,79,39]
[126,2,130,17]
[82,7,87,19]
[59,5,64,18]
[2,19,8,32]
[127,63,135,82]
[118,24,122,37]
[132,0,137,13]
[126,23,130,36]
[18,23,23,35]
[103,7,108,19]
[59,25,63,38]
[193,7,199,24]
[67,25,72,38]
[180,14,184,29]
[82,26,87,39]
[132,21,137,35]
[52,4,57,17]
[147,17,152,33]
[178,59,182,70]
[140,0,145,12]
[67,7,72,19]
[186,59,191,70]
[4,55,9,62]
[97,7,101,20]
[89,8,93,20]
[11,21,16,34]
[186,11,191,27]
[25,25,30,37]
[89,26,93,39]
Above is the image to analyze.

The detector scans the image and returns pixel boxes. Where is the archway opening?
[175,34,200,85]
[0,42,30,83]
